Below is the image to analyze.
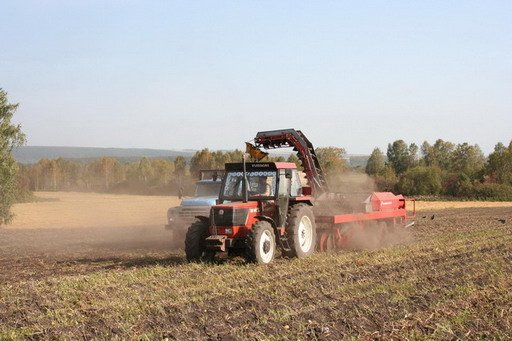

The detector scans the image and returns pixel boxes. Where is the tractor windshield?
[222,171,277,199]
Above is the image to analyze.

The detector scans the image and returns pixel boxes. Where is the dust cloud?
[4,192,183,257]
[341,223,413,250]
[0,220,185,284]
[0,224,180,260]
[1,192,185,284]
[316,171,413,251]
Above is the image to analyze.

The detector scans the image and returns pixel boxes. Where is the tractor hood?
[181,196,217,207]
[213,201,259,210]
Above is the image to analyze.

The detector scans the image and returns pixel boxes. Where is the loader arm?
[254,129,329,197]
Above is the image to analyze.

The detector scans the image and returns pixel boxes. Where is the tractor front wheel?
[284,204,317,258]
[185,220,211,262]
[246,221,276,264]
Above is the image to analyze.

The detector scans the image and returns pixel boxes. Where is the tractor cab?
[219,164,279,203]
[215,162,308,228]
[219,162,304,200]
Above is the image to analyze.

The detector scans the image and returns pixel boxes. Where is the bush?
[469,183,512,201]
[396,166,442,196]
[443,172,472,196]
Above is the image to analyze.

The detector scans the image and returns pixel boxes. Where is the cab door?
[277,169,292,226]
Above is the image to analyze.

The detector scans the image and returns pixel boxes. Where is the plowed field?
[0,193,511,339]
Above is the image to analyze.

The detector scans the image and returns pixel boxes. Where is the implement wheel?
[284,204,317,258]
[185,220,212,262]
[246,221,276,264]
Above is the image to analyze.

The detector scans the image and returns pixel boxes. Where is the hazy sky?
[1,1,511,154]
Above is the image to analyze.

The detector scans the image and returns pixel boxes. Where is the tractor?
[185,129,415,264]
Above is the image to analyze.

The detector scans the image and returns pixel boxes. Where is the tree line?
[15,149,291,195]
[365,139,512,200]
[14,147,349,196]
[16,139,512,201]
[16,150,241,196]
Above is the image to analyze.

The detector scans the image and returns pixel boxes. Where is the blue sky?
[1,1,511,154]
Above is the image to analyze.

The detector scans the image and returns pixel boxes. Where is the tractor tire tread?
[246,220,275,264]
[283,203,316,258]
[185,220,209,262]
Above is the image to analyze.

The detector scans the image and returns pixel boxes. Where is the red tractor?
[185,129,415,264]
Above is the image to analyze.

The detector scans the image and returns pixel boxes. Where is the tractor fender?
[290,198,314,207]
[254,215,290,250]
[254,215,278,235]
[194,216,209,224]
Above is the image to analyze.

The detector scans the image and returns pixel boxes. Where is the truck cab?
[165,170,223,238]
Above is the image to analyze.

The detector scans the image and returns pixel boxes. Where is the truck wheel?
[246,221,276,264]
[284,204,317,258]
[185,220,211,262]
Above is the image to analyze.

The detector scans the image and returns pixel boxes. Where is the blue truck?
[165,170,223,240]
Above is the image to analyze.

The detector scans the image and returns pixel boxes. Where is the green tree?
[387,140,408,174]
[451,143,485,179]
[0,89,26,224]
[421,139,455,170]
[365,148,385,176]
[408,143,419,168]
[486,141,512,185]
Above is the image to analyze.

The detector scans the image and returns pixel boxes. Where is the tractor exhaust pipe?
[242,153,249,203]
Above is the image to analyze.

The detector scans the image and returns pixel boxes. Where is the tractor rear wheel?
[185,220,211,262]
[284,204,317,258]
[246,221,276,264]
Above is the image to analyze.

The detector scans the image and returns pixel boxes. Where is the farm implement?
[185,129,415,264]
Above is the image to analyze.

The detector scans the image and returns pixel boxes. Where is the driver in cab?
[252,176,272,196]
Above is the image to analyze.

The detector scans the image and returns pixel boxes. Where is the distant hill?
[14,146,369,167]
[13,146,195,164]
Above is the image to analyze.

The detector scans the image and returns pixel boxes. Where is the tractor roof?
[224,162,296,172]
